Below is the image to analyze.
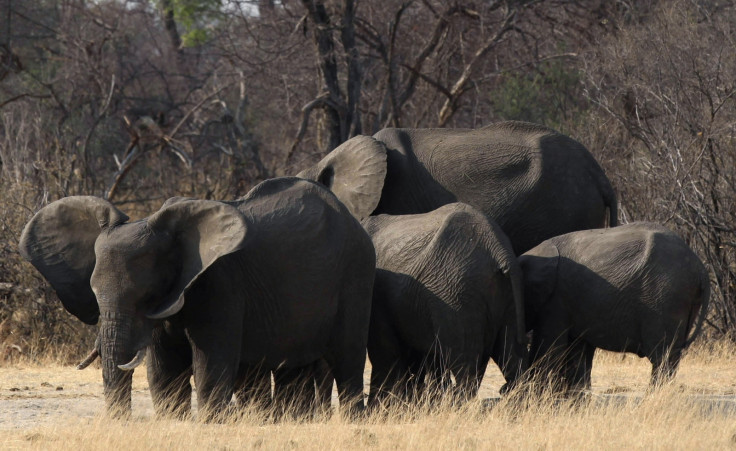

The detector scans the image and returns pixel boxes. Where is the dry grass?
[2,341,736,450]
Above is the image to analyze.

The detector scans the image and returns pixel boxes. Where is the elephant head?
[19,196,247,416]
[296,135,387,220]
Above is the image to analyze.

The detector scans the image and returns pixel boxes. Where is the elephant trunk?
[99,312,136,418]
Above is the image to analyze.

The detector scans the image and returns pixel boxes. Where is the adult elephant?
[297,121,617,255]
[19,177,374,420]
[519,223,710,392]
[363,203,528,406]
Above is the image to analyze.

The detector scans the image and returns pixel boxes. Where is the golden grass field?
[2,341,736,450]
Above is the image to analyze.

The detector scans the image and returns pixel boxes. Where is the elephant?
[19,177,375,420]
[231,361,334,420]
[297,121,617,255]
[362,203,528,407]
[518,222,710,393]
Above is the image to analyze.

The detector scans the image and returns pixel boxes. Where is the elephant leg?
[450,357,482,404]
[491,323,529,395]
[368,355,411,410]
[649,345,682,387]
[407,356,434,404]
[326,264,372,418]
[367,291,405,409]
[187,326,242,422]
[529,322,569,394]
[312,359,334,417]
[564,339,595,396]
[367,310,413,409]
[329,355,367,418]
[273,365,319,420]
[234,364,272,411]
[147,326,193,420]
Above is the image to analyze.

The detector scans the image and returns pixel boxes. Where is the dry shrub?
[575,0,736,337]
[0,182,97,366]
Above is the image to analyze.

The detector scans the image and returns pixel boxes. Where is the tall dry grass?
[2,340,736,450]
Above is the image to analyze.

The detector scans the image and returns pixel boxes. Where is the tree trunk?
[299,0,363,153]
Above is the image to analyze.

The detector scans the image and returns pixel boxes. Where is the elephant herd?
[18,121,709,421]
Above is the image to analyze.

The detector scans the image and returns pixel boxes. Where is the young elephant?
[19,177,375,420]
[519,222,710,392]
[362,203,528,406]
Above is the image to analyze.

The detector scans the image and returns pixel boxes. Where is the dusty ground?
[2,347,736,432]
[0,348,736,449]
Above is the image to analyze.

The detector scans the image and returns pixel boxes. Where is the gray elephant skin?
[519,222,710,392]
[362,203,528,406]
[297,121,617,255]
[18,177,375,419]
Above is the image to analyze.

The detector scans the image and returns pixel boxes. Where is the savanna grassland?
[2,342,736,450]
[2,1,736,449]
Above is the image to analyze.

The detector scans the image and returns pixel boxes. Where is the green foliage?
[490,59,586,132]
[160,0,223,47]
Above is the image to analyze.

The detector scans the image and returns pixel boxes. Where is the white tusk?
[77,348,100,370]
[118,348,146,371]
[146,295,185,320]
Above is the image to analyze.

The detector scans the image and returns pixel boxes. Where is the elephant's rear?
[683,246,710,348]
[644,225,709,349]
[528,129,617,241]
[413,122,616,254]
[240,177,375,411]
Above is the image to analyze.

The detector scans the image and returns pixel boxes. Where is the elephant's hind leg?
[449,358,483,404]
[273,364,321,420]
[649,345,683,387]
[148,326,193,420]
[234,365,272,411]
[529,325,570,394]
[564,339,595,395]
[328,268,373,418]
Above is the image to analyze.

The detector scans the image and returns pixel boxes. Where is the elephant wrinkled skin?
[19,177,375,420]
[363,203,528,406]
[298,121,617,255]
[519,222,710,392]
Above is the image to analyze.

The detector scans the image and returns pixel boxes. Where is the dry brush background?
[1,0,736,447]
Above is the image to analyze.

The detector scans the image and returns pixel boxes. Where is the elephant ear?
[296,135,387,220]
[145,200,247,319]
[519,242,560,320]
[18,196,129,325]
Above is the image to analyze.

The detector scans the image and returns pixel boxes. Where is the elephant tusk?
[118,348,147,371]
[76,348,100,370]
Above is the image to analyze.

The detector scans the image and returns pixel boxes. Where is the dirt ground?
[2,348,736,432]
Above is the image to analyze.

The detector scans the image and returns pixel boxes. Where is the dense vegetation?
[1,0,734,360]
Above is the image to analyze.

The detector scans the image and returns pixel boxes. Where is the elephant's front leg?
[529,321,569,394]
[147,325,193,419]
[187,326,242,422]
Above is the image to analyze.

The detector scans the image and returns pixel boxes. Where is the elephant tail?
[503,257,527,346]
[600,178,618,228]
[684,268,711,348]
